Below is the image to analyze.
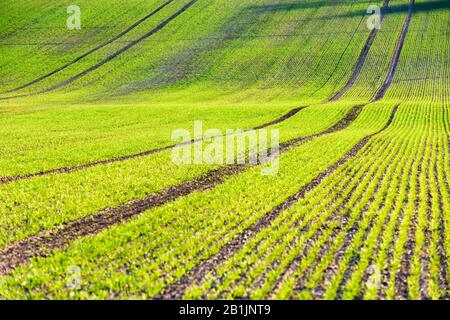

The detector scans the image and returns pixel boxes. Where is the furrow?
[0,106,305,185]
[329,0,391,102]
[3,0,176,94]
[156,105,399,299]
[0,104,361,276]
[373,0,415,101]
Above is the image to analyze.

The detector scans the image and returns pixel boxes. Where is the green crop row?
[182,103,448,300]
[386,0,450,103]
[0,103,352,248]
[0,103,394,299]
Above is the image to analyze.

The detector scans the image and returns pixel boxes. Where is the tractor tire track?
[328,0,391,102]
[0,165,245,275]
[373,0,415,101]
[394,135,426,299]
[156,105,399,299]
[0,105,362,276]
[0,106,305,185]
[278,127,404,300]
[434,144,449,298]
[3,0,176,94]
[0,0,402,183]
[0,0,200,101]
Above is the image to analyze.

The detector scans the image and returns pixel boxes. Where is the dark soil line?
[394,137,425,299]
[434,145,449,299]
[279,104,364,151]
[372,0,415,101]
[0,107,305,185]
[0,0,200,101]
[329,0,391,102]
[156,105,399,299]
[0,165,246,276]
[310,138,404,299]
[3,0,176,94]
[268,167,373,299]
[418,146,433,299]
[0,105,359,276]
[253,107,305,130]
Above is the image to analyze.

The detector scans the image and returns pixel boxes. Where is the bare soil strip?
[0,165,245,275]
[253,107,305,130]
[434,145,449,298]
[279,104,364,151]
[0,0,200,100]
[0,105,362,276]
[157,105,399,299]
[0,107,305,185]
[373,0,415,101]
[418,145,433,298]
[329,0,391,102]
[266,152,382,298]
[394,138,425,299]
[3,0,176,94]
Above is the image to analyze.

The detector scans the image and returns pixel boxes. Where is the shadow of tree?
[246,0,450,20]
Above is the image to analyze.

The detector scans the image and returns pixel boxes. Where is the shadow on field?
[246,0,450,19]
[120,0,449,95]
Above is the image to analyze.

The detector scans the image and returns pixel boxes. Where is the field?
[0,0,448,300]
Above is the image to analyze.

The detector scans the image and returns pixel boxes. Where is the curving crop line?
[373,0,415,101]
[3,0,176,94]
[0,104,365,276]
[329,0,391,102]
[0,0,409,184]
[0,0,200,100]
[158,105,399,299]
[0,106,306,185]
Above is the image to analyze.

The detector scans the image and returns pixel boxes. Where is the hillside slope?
[0,0,448,300]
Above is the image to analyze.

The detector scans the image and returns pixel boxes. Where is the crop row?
[0,0,377,177]
[386,0,450,103]
[182,102,449,300]
[0,103,352,248]
[0,103,394,299]
[339,0,411,102]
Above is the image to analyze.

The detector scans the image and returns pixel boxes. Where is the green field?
[0,0,448,300]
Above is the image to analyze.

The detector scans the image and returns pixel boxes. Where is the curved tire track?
[157,105,399,299]
[0,0,200,100]
[329,0,391,102]
[3,0,176,94]
[0,106,305,185]
[0,105,363,276]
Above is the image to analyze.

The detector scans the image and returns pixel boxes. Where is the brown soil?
[329,0,391,102]
[0,104,368,276]
[4,0,176,94]
[0,106,305,185]
[0,165,245,275]
[156,105,399,299]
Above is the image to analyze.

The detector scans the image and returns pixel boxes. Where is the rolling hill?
[0,0,448,300]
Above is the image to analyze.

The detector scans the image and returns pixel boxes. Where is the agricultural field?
[0,0,448,301]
